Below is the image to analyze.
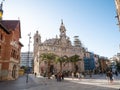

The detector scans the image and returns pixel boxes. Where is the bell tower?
[33,31,41,56]
[59,19,66,38]
[59,20,71,46]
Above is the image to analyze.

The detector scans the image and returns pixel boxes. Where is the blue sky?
[2,0,120,58]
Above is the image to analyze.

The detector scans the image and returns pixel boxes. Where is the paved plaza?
[0,74,120,90]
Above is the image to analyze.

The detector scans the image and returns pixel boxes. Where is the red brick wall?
[2,62,9,69]
[0,27,8,60]
[0,21,23,80]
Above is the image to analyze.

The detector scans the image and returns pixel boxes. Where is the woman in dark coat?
[109,71,113,84]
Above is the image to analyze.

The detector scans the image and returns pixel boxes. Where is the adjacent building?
[20,52,33,72]
[0,2,23,80]
[84,52,95,72]
[99,56,110,73]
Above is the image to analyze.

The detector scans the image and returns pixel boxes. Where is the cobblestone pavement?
[65,74,120,89]
[0,74,119,90]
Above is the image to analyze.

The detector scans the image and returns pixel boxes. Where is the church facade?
[34,20,85,76]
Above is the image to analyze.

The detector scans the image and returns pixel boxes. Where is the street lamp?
[26,33,31,83]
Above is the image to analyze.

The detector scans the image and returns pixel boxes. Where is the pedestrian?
[71,72,74,79]
[34,72,37,77]
[76,72,80,79]
[61,72,64,80]
[56,72,61,82]
[115,70,118,76]
[89,71,92,78]
[106,71,110,83]
[55,73,57,79]
[58,72,62,81]
[109,71,114,84]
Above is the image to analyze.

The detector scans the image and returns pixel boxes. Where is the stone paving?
[30,74,120,90]
[0,74,119,90]
[65,73,120,89]
[65,77,120,89]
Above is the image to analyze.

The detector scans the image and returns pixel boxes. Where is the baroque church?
[34,20,85,76]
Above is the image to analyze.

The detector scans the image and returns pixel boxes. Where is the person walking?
[115,70,118,76]
[109,71,114,84]
[34,72,37,77]
[72,72,74,79]
[76,72,80,80]
[106,71,110,83]
[61,72,64,80]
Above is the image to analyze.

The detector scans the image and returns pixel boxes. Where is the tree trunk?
[47,61,51,79]
[60,62,62,72]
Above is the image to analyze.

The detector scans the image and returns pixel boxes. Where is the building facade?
[84,52,95,72]
[20,52,33,72]
[99,57,109,73]
[0,2,23,80]
[34,20,85,76]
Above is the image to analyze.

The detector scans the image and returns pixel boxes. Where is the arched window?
[12,65,17,78]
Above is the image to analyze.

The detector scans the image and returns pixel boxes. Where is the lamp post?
[26,33,31,83]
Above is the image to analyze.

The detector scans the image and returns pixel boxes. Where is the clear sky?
[2,0,120,58]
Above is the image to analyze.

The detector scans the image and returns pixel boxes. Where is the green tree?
[69,54,81,72]
[40,53,56,79]
[55,55,68,72]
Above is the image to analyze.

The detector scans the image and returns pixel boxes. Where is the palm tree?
[69,54,81,72]
[40,53,56,79]
[55,55,68,72]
